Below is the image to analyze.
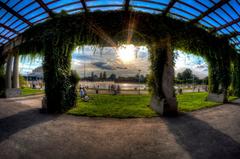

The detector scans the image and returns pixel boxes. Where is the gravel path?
[0,96,240,159]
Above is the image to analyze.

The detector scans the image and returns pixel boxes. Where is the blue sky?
[19,46,208,79]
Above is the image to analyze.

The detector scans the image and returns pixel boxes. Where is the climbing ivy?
[1,10,237,112]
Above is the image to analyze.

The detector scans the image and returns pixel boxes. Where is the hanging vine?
[0,10,237,112]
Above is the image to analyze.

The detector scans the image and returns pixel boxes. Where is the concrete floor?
[0,95,240,159]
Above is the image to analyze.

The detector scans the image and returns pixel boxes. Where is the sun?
[117,44,136,64]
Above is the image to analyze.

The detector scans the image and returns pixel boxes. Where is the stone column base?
[150,95,178,116]
[40,96,48,113]
[5,88,21,98]
[207,93,227,103]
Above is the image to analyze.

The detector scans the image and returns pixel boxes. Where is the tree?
[108,73,116,81]
[19,75,27,88]
[91,72,94,81]
[175,68,199,84]
[103,71,107,80]
[181,68,193,82]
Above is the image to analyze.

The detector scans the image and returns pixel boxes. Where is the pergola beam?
[211,17,240,33]
[190,0,229,24]
[222,32,240,39]
[233,42,240,46]
[80,0,88,13]
[0,1,32,26]
[0,23,18,34]
[124,0,130,11]
[162,0,177,16]
[0,35,10,40]
[35,0,53,17]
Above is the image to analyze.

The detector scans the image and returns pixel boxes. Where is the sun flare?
[117,44,136,64]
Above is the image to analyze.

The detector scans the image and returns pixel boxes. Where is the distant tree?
[103,71,107,80]
[108,73,116,81]
[203,76,208,85]
[19,75,27,88]
[99,72,103,80]
[181,68,193,82]
[175,68,201,84]
[91,72,94,81]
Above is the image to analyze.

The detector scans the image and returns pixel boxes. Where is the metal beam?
[0,1,32,26]
[211,17,240,33]
[190,0,229,24]
[162,0,177,16]
[80,0,88,12]
[124,0,130,11]
[0,23,18,34]
[234,42,240,46]
[222,32,240,39]
[35,0,53,17]
[0,35,10,40]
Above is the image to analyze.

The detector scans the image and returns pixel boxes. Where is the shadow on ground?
[0,108,57,143]
[164,113,240,159]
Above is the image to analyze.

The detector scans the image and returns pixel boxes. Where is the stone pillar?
[12,53,19,88]
[5,55,13,89]
[150,35,177,116]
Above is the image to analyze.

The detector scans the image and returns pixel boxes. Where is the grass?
[177,92,220,112]
[20,87,44,96]
[68,94,157,118]
[67,92,239,118]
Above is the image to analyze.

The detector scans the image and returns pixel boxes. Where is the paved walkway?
[0,96,240,159]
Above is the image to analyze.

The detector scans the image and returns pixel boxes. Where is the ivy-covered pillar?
[208,59,219,93]
[207,50,230,103]
[219,55,230,102]
[5,55,13,89]
[149,35,177,116]
[42,36,78,113]
[232,55,240,97]
[12,53,19,88]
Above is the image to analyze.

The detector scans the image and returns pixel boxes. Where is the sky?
[19,45,208,79]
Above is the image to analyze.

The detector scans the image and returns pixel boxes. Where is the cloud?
[92,62,116,70]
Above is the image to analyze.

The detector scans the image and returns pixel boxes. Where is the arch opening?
[0,11,238,115]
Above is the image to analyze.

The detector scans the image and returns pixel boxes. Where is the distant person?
[80,87,85,98]
[96,85,99,94]
[113,85,117,95]
[178,88,183,94]
[117,85,120,94]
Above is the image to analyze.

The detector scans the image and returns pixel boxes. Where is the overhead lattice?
[0,0,239,53]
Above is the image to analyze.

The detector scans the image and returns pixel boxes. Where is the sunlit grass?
[67,92,238,118]
[20,88,44,96]
[68,94,157,118]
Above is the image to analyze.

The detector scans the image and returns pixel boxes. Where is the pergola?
[0,0,240,115]
[0,0,239,53]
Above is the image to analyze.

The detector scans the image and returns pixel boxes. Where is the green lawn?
[20,88,44,96]
[68,94,157,118]
[67,92,238,118]
[177,92,220,112]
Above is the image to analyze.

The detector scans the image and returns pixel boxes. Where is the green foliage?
[12,10,237,112]
[231,55,240,97]
[19,75,27,88]
[149,43,168,97]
